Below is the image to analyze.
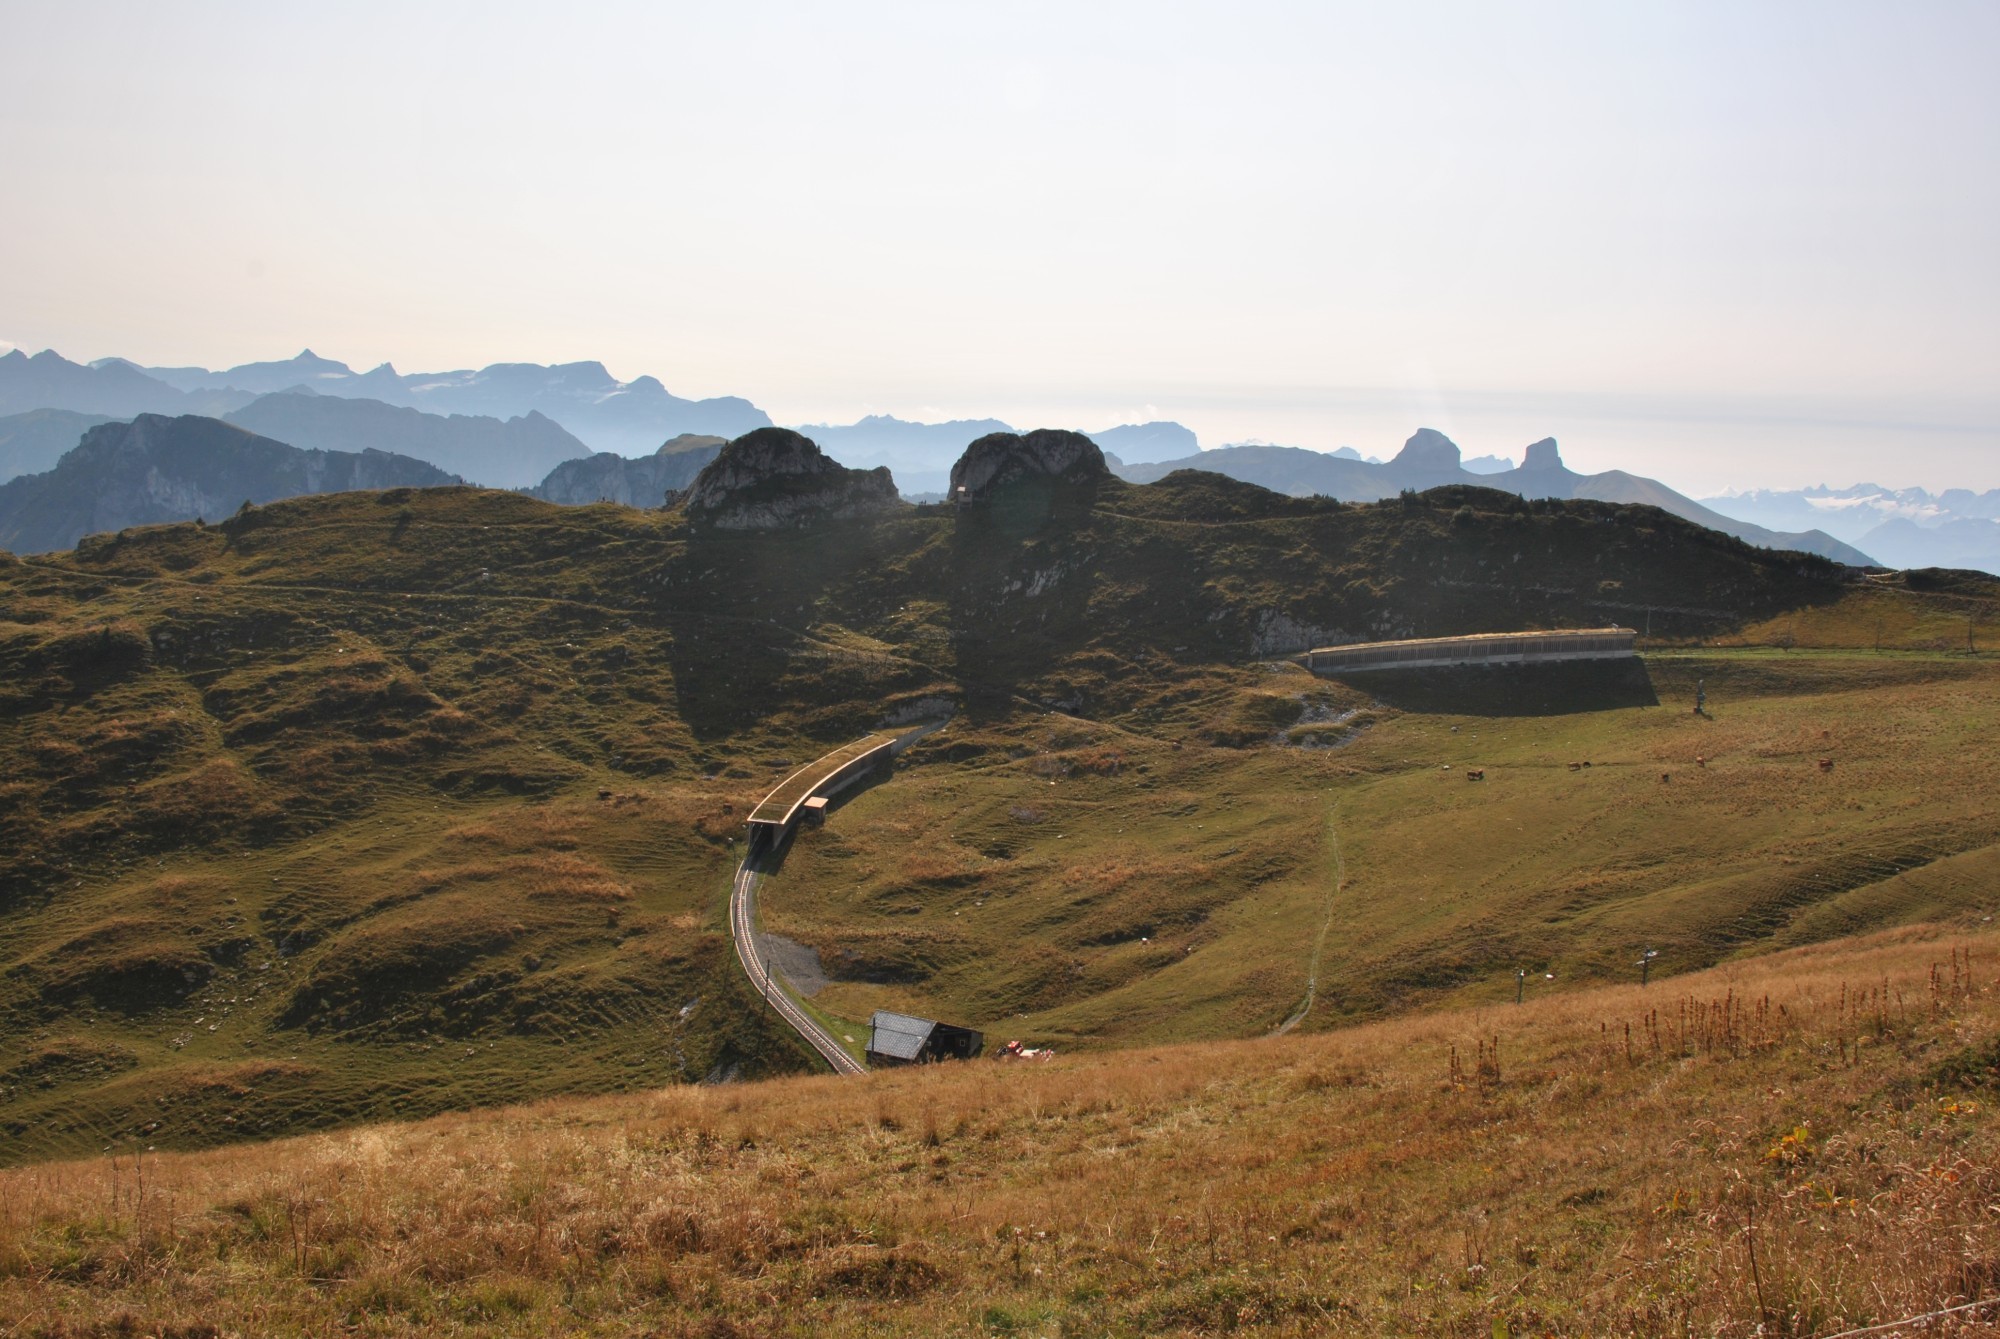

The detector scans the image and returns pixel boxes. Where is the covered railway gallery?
[1302,628,1636,675]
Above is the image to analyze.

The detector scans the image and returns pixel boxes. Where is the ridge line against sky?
[3,2,1995,492]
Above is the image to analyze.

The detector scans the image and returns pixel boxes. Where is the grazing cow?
[1466,769,1485,781]
[1661,772,1672,783]
[1818,758,1834,771]
[1695,755,1707,768]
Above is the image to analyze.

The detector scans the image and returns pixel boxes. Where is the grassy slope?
[769,651,2000,1050]
[0,479,1991,1167]
[2,926,1995,1337]
[0,490,951,1165]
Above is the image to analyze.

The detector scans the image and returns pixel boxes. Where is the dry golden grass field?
[2,924,1995,1337]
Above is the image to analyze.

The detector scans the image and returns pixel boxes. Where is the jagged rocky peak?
[948,429,1111,500]
[681,427,902,530]
[1521,437,1565,471]
[1390,428,1462,473]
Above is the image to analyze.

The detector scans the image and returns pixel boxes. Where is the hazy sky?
[3,2,1996,490]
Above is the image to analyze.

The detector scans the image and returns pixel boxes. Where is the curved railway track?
[727,719,952,1076]
[729,860,865,1074]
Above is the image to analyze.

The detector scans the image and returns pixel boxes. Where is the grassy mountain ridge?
[1116,438,1874,565]
[0,473,1988,1165]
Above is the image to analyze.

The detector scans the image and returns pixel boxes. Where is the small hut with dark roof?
[867,1010,984,1067]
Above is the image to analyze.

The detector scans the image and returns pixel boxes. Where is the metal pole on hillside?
[1516,968,1526,1005]
[1640,948,1658,987]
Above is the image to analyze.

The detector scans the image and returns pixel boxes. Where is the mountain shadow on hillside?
[659,488,951,743]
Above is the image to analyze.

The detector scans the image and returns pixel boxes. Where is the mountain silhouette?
[531,434,727,506]
[0,409,115,482]
[0,350,248,419]
[0,414,458,554]
[1116,431,1873,565]
[98,351,772,456]
[224,391,590,490]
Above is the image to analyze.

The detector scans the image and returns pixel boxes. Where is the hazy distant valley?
[1703,482,2000,577]
[9,345,1996,573]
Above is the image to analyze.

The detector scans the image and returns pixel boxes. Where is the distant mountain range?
[1115,432,1876,566]
[528,435,726,506]
[792,415,1015,494]
[1091,422,1201,465]
[1702,484,2000,576]
[0,409,116,481]
[0,348,768,456]
[0,349,252,419]
[0,415,457,554]
[796,416,1200,494]
[223,391,589,490]
[13,343,1995,571]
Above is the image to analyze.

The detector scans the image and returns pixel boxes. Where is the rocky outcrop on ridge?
[681,428,902,530]
[1388,427,1464,481]
[947,429,1111,500]
[1519,436,1563,473]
